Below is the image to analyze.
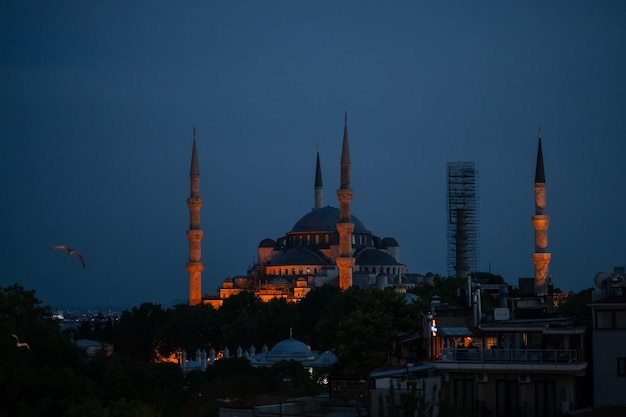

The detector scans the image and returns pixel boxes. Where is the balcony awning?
[438,326,474,337]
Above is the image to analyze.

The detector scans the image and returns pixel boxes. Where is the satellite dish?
[610,274,624,286]
[594,272,610,289]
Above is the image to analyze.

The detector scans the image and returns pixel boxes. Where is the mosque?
[186,115,424,307]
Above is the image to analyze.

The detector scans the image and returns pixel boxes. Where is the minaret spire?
[187,128,204,305]
[531,127,551,296]
[535,127,545,184]
[314,143,323,210]
[336,112,355,289]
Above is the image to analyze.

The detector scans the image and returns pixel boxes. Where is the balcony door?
[453,378,475,414]
[535,380,556,417]
[496,380,518,417]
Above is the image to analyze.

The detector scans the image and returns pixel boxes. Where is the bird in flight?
[51,245,85,268]
[11,334,30,350]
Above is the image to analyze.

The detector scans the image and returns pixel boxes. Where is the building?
[180,330,337,373]
[589,266,626,408]
[417,131,592,416]
[188,115,419,307]
[369,363,441,417]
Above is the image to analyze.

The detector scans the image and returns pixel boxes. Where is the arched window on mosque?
[315,235,320,245]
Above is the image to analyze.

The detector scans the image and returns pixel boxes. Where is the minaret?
[531,128,551,296]
[314,144,323,210]
[336,113,355,289]
[187,128,204,305]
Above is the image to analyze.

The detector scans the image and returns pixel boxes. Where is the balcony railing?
[439,347,579,364]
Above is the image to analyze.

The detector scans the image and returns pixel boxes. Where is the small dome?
[259,238,276,248]
[266,337,316,362]
[381,237,399,247]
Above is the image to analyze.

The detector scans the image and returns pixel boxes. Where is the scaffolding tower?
[447,161,479,278]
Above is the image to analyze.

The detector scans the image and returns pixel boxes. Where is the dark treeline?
[0,282,423,417]
[1,277,589,416]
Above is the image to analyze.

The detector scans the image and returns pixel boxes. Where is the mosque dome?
[266,336,316,362]
[291,206,367,232]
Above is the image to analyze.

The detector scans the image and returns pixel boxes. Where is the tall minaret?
[531,128,551,296]
[314,144,323,210]
[336,113,355,289]
[187,128,204,305]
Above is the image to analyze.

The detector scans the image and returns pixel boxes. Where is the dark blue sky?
[1,1,625,311]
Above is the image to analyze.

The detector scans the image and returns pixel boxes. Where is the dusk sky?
[1,1,625,311]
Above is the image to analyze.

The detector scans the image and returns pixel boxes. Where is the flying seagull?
[51,245,85,268]
[11,334,30,350]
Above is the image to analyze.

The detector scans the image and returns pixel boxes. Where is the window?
[618,358,626,376]
[596,309,626,330]
[597,310,614,329]
[616,311,626,329]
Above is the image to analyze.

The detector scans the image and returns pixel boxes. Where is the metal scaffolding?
[447,162,479,278]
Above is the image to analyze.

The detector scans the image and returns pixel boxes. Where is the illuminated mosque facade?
[187,115,420,307]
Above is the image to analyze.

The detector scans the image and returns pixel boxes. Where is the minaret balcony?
[187,229,204,240]
[187,198,203,208]
[186,261,204,273]
[532,215,550,228]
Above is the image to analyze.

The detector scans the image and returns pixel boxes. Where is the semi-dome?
[291,206,367,232]
[356,248,399,265]
[266,336,316,362]
[269,247,328,266]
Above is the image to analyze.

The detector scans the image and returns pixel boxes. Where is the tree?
[558,287,594,317]
[315,287,418,378]
[157,303,220,360]
[0,284,90,416]
[297,285,341,347]
[113,302,166,361]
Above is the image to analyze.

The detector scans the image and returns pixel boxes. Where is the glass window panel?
[618,358,626,376]
[496,381,506,417]
[615,311,626,329]
[546,381,556,417]
[536,381,546,417]
[596,311,613,329]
